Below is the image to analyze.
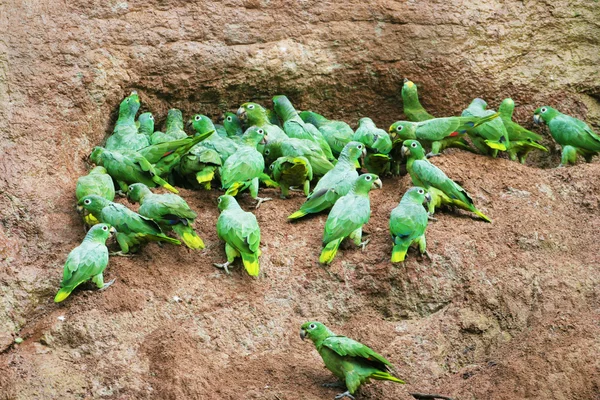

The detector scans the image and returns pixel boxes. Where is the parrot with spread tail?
[300,321,405,400]
[127,183,204,249]
[269,156,313,198]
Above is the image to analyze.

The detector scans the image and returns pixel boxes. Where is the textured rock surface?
[1,1,599,399]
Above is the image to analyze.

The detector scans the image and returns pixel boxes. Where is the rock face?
[1,1,599,399]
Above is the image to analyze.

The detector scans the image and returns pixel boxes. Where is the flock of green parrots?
[55,79,600,399]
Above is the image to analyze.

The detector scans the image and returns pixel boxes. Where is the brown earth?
[1,1,600,399]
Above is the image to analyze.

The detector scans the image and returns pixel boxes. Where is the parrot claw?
[322,381,346,389]
[289,186,304,192]
[255,197,272,209]
[334,391,355,400]
[115,190,127,197]
[359,239,370,251]
[427,214,438,221]
[421,250,432,261]
[213,262,231,274]
[426,152,440,158]
[109,251,134,257]
[99,279,116,291]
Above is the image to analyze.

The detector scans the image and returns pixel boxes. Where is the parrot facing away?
[389,187,431,263]
[401,79,435,122]
[269,156,313,198]
[288,141,365,220]
[499,98,548,164]
[462,98,509,156]
[237,102,288,144]
[299,111,354,157]
[78,195,181,254]
[402,140,491,222]
[54,223,116,303]
[75,166,116,226]
[533,105,600,166]
[105,91,150,151]
[273,95,335,161]
[164,109,188,140]
[353,117,393,175]
[263,137,335,177]
[90,147,179,194]
[320,173,382,265]
[300,321,405,400]
[137,112,155,140]
[127,183,204,249]
[176,146,222,189]
[214,195,261,276]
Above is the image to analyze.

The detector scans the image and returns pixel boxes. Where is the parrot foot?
[425,152,440,159]
[359,239,371,251]
[289,186,304,192]
[420,250,432,261]
[109,251,134,257]
[254,197,272,209]
[115,190,127,197]
[334,391,355,400]
[213,262,232,274]
[427,214,438,221]
[322,381,346,389]
[99,279,116,291]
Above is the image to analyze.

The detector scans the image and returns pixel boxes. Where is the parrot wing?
[412,160,473,205]
[323,195,370,243]
[322,335,392,370]
[218,210,260,254]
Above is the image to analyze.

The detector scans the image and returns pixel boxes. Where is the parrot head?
[469,98,488,110]
[358,117,375,129]
[498,98,515,118]
[340,141,366,162]
[401,140,426,159]
[191,114,216,135]
[354,173,383,193]
[389,121,417,141]
[272,95,297,120]
[401,79,419,102]
[372,132,393,154]
[300,321,335,343]
[127,183,152,204]
[404,186,431,207]
[138,112,154,133]
[238,102,267,125]
[118,91,140,118]
[242,126,266,147]
[89,147,105,165]
[223,112,243,135]
[78,194,110,215]
[87,223,116,242]
[89,166,108,175]
[217,195,238,211]
[166,109,184,130]
[533,106,558,125]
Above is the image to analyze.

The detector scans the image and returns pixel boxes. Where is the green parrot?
[54,223,117,302]
[89,147,179,194]
[320,173,382,265]
[220,127,273,208]
[462,98,509,156]
[223,112,244,137]
[263,137,335,177]
[388,113,499,157]
[401,140,491,222]
[137,132,212,165]
[353,117,393,175]
[237,102,288,143]
[401,79,435,122]
[75,166,116,226]
[269,156,313,198]
[190,114,238,162]
[137,112,155,140]
[106,91,150,151]
[300,321,405,399]
[288,141,365,220]
[127,183,204,249]
[214,123,228,138]
[214,195,261,276]
[498,98,548,163]
[164,108,188,140]
[273,95,335,161]
[299,111,354,157]
[389,187,431,263]
[78,195,181,255]
[176,146,222,189]
[533,105,600,166]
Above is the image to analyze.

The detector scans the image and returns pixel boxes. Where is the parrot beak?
[403,77,409,83]
[131,90,138,95]
[373,178,383,189]
[109,227,117,237]
[424,192,432,205]
[237,107,247,122]
[362,147,367,158]
[185,119,193,129]
[401,145,409,157]
[300,329,307,341]
[259,135,267,145]
[533,114,542,125]
[76,205,84,213]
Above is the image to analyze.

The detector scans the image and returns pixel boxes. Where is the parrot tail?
[225,181,247,197]
[484,140,507,151]
[525,141,548,152]
[54,287,73,303]
[473,112,501,127]
[310,157,335,176]
[319,238,343,265]
[391,243,410,263]
[144,233,182,245]
[472,208,492,223]
[152,174,179,194]
[240,252,260,277]
[172,224,205,250]
[259,173,280,188]
[287,209,307,220]
[196,167,216,186]
[370,371,406,384]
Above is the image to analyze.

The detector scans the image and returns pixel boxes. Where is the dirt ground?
[1,1,600,399]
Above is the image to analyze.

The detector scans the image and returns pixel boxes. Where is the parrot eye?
[102,226,108,231]
[411,142,417,148]
[248,104,255,110]
[418,189,424,194]
[269,164,274,170]
[226,116,232,122]
[541,107,547,113]
[309,323,316,329]
[126,98,130,102]
[365,175,372,181]
[397,125,403,131]
[258,129,264,134]
[217,197,222,203]
[194,115,201,121]
[264,149,270,155]
[149,115,154,120]
[84,199,91,205]
[357,144,363,150]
